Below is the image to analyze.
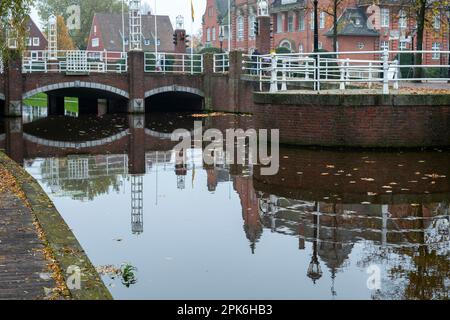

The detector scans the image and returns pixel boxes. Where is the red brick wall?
[249,102,450,147]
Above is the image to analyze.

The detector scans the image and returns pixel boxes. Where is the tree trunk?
[333,0,338,53]
[414,0,426,80]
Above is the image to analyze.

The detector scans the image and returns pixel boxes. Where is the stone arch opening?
[145,86,204,112]
[22,82,129,116]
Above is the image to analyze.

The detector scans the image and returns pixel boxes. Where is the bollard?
[281,60,287,91]
[382,49,389,94]
[270,54,278,93]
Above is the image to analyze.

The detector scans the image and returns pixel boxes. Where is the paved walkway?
[0,164,55,300]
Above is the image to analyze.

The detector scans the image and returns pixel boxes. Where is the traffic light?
[254,20,259,36]
[173,32,178,45]
[185,34,190,48]
[180,32,186,42]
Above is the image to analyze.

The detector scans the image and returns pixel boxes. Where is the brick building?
[87,13,175,53]
[202,0,449,64]
[8,17,48,54]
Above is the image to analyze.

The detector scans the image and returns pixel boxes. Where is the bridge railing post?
[382,49,389,94]
[127,51,145,114]
[4,49,23,117]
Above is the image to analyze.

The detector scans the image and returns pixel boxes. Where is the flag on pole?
[191,0,195,22]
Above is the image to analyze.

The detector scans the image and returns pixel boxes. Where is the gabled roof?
[324,7,379,37]
[270,0,306,13]
[94,13,174,52]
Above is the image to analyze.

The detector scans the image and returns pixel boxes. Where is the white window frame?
[237,15,244,40]
[381,8,390,28]
[287,12,295,32]
[249,15,256,38]
[277,13,283,33]
[33,37,40,47]
[432,42,441,60]
[399,10,407,29]
[310,12,314,30]
[399,39,408,50]
[319,12,325,29]
[212,27,216,41]
[92,37,99,48]
[299,11,305,31]
[380,40,389,51]
[434,15,441,30]
[206,28,211,42]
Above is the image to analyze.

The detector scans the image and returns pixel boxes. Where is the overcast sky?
[31,0,207,34]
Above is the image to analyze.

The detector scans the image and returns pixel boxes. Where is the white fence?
[144,52,203,74]
[214,53,229,73]
[243,50,450,94]
[22,50,128,73]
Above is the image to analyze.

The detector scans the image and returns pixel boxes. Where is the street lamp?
[307,202,322,284]
[219,27,224,52]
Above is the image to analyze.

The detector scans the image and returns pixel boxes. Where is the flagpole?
[228,0,231,52]
[154,0,158,57]
[122,0,125,52]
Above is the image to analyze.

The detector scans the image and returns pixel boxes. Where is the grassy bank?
[24,93,79,113]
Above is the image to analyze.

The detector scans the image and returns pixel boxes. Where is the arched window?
[237,15,244,41]
[299,43,304,53]
[279,40,292,51]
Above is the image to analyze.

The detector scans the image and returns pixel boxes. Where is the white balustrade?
[214,53,229,73]
[242,50,450,94]
[144,52,203,74]
[22,50,128,74]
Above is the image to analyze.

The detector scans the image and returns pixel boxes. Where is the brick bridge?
[0,50,250,117]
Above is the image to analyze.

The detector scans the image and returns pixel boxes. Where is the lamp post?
[219,27,224,52]
[313,0,319,82]
[307,202,322,284]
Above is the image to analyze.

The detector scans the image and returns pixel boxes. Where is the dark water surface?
[1,107,449,300]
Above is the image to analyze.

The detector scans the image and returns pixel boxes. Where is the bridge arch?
[22,81,129,100]
[144,85,204,99]
[23,130,130,149]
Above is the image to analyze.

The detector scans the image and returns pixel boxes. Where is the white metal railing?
[242,50,450,94]
[22,50,128,73]
[144,52,203,74]
[214,53,229,73]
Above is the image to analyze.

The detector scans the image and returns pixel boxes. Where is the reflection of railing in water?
[131,175,144,235]
[257,195,450,250]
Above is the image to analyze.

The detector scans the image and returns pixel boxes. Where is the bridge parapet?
[22,50,127,74]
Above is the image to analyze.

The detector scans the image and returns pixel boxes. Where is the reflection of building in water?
[68,157,89,180]
[22,105,48,124]
[131,175,144,235]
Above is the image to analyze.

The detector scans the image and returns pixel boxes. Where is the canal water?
[1,106,449,299]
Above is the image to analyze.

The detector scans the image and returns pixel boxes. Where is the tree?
[36,0,126,49]
[320,0,344,53]
[56,15,76,50]
[0,0,34,57]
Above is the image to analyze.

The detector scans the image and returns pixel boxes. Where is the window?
[381,8,389,27]
[319,12,325,29]
[299,43,303,53]
[399,39,408,50]
[237,15,244,40]
[432,42,441,60]
[299,11,305,31]
[249,15,256,38]
[399,10,407,29]
[94,25,97,33]
[208,7,213,17]
[144,39,150,46]
[310,12,314,30]
[212,27,216,41]
[27,37,32,46]
[206,28,211,42]
[357,42,364,49]
[280,40,292,51]
[434,15,441,30]
[277,13,283,33]
[33,37,39,46]
[31,51,39,61]
[288,12,294,32]
[318,41,323,50]
[92,37,99,47]
[380,40,389,51]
